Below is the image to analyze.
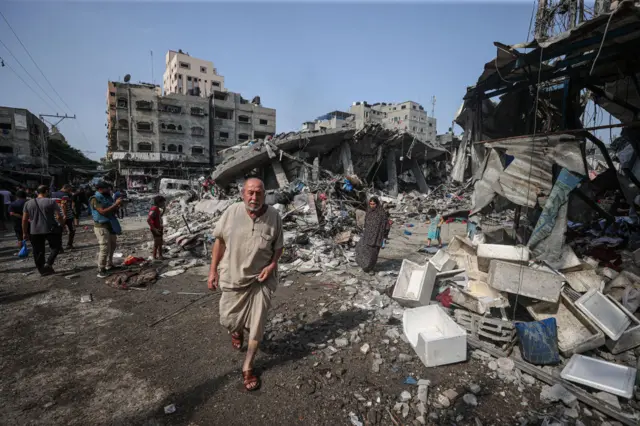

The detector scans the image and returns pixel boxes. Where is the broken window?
[167,124,177,131]
[137,142,152,152]
[401,105,406,110]
[200,66,207,73]
[191,126,205,136]
[179,61,190,69]
[238,133,249,141]
[0,146,13,153]
[178,125,182,131]
[212,81,220,87]
[428,123,433,127]
[118,119,128,129]
[238,115,250,123]
[412,105,417,110]
[136,122,152,132]
[162,143,166,151]
[167,144,178,152]
[136,100,152,110]
[219,131,229,138]
[214,92,227,101]
[0,122,13,131]
[117,98,128,109]
[159,104,181,113]
[259,119,268,125]
[192,146,204,155]
[413,127,417,131]
[109,92,115,97]
[178,145,183,153]
[190,107,205,116]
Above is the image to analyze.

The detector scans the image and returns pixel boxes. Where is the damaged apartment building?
[0,106,49,185]
[106,50,276,188]
[214,99,448,195]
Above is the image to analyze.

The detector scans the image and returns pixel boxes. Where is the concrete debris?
[463,393,478,406]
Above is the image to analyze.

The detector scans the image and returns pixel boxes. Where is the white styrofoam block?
[392,260,437,307]
[403,305,467,367]
[477,244,530,272]
[429,249,457,272]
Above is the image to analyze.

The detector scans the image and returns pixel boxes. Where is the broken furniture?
[403,304,467,367]
[392,260,437,307]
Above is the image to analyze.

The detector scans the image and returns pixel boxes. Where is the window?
[190,107,205,116]
[162,143,166,151]
[219,131,229,138]
[428,123,433,127]
[167,124,176,131]
[420,128,424,133]
[238,115,250,123]
[238,133,249,141]
[192,146,204,155]
[118,119,128,129]
[212,81,220,87]
[136,100,152,110]
[214,92,227,101]
[413,127,417,131]
[259,119,268,125]
[117,98,128,109]
[179,61,190,69]
[0,122,12,131]
[136,122,152,132]
[159,104,181,113]
[187,76,192,81]
[200,66,207,73]
[178,125,182,131]
[168,144,178,152]
[191,126,205,136]
[404,115,408,120]
[138,142,152,151]
[118,140,128,150]
[214,110,230,119]
[412,105,417,110]
[109,92,115,97]
[0,146,13,153]
[401,105,406,110]
[178,145,183,153]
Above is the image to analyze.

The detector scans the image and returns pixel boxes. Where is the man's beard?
[246,201,262,212]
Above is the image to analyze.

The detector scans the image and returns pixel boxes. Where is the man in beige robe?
[208,178,283,391]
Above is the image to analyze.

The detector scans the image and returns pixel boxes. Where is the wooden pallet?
[453,309,517,354]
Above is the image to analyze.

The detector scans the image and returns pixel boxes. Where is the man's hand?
[258,263,276,282]
[208,269,219,291]
[114,198,123,206]
[23,233,29,241]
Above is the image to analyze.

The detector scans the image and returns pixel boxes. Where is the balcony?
[136,100,153,111]
[158,104,182,114]
[160,123,184,133]
[190,107,206,116]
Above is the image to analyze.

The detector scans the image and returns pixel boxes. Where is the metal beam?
[587,83,640,115]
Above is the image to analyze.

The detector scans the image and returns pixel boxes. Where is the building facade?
[212,90,276,161]
[0,106,48,171]
[106,81,211,188]
[163,50,225,97]
[349,101,437,143]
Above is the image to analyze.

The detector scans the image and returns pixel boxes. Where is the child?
[426,208,443,248]
[148,195,166,260]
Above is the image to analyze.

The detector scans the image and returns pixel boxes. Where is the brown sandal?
[242,369,260,391]
[231,332,243,350]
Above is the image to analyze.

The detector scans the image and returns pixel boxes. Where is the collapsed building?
[213,100,449,196]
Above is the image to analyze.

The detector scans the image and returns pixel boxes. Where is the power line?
[0,37,67,113]
[0,10,74,114]
[0,55,57,111]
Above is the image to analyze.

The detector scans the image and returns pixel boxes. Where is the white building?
[163,49,225,97]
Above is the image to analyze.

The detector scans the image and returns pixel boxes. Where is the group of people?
[1,181,164,278]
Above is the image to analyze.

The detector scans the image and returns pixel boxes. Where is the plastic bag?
[18,240,29,258]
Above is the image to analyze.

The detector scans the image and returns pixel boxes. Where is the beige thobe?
[213,202,284,341]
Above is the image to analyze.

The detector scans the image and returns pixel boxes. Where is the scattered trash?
[164,404,176,414]
[80,294,92,303]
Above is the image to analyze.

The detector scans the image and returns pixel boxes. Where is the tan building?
[350,101,437,143]
[163,50,225,97]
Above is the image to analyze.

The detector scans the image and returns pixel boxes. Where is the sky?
[0,1,571,161]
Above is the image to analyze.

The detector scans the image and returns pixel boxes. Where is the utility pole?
[431,96,436,118]
[39,113,76,176]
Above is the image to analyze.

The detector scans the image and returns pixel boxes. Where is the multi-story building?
[211,90,276,161]
[106,81,211,188]
[0,106,48,171]
[301,101,437,143]
[349,101,437,143]
[163,49,225,97]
